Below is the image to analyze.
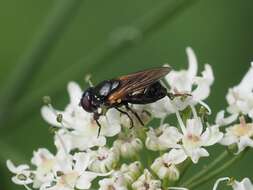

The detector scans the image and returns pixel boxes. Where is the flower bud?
[88,147,119,173]
[120,161,142,184]
[145,124,182,151]
[114,137,143,159]
[151,159,179,181]
[42,96,51,105]
[151,152,181,181]
[132,169,162,190]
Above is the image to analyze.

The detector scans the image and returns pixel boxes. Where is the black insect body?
[80,67,173,136]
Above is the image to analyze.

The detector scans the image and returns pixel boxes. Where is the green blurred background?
[0,0,253,189]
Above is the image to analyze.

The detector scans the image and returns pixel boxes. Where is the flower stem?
[0,0,83,128]
[180,150,229,187]
[3,0,201,133]
[186,149,248,189]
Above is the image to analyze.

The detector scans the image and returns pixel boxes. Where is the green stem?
[0,0,83,127]
[187,149,248,189]
[3,0,200,133]
[180,150,229,187]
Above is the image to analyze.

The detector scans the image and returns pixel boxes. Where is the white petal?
[233,178,253,190]
[201,125,223,146]
[12,176,33,185]
[192,79,211,101]
[162,127,183,147]
[149,97,176,118]
[186,47,198,80]
[240,178,253,190]
[219,134,238,145]
[192,64,214,101]
[165,149,187,164]
[76,171,111,189]
[31,148,54,166]
[215,110,238,126]
[6,160,18,173]
[165,50,195,93]
[75,171,97,189]
[70,132,106,151]
[100,109,121,137]
[237,63,253,91]
[41,106,62,127]
[54,130,72,156]
[186,118,203,136]
[236,136,253,154]
[190,148,209,164]
[201,64,214,85]
[6,160,29,173]
[67,81,83,106]
[73,152,90,173]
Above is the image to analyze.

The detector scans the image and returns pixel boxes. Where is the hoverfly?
[80,67,181,136]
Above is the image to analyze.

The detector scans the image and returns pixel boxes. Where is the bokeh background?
[1,0,253,189]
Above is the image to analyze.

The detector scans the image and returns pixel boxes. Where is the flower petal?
[219,133,238,146]
[186,47,198,80]
[73,152,90,173]
[236,136,253,154]
[237,62,253,91]
[6,160,29,173]
[41,106,62,128]
[67,81,83,106]
[186,118,203,136]
[201,125,223,146]
[190,148,209,164]
[164,149,187,164]
[76,171,111,189]
[215,110,238,126]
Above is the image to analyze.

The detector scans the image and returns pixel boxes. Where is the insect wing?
[108,67,171,103]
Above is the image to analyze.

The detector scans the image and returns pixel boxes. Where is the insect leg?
[95,120,102,138]
[115,107,134,129]
[125,104,144,126]
[167,92,191,100]
[94,112,102,137]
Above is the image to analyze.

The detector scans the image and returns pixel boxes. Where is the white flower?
[30,148,56,188]
[99,161,142,190]
[213,177,253,190]
[165,47,214,103]
[132,169,162,190]
[145,124,182,151]
[41,81,121,151]
[41,152,110,190]
[174,108,223,163]
[98,176,128,190]
[6,160,34,186]
[88,147,119,173]
[220,116,253,154]
[114,134,143,159]
[232,178,253,190]
[149,47,214,118]
[226,62,253,119]
[151,149,186,181]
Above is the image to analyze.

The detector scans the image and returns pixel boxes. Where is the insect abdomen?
[125,82,167,104]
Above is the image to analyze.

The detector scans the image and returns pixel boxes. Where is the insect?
[80,67,183,136]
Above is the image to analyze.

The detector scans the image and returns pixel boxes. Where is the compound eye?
[80,93,93,112]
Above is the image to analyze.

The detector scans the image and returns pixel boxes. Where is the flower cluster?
[7,47,253,190]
